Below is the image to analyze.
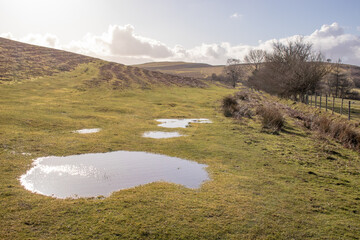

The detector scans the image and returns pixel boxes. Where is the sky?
[0,0,360,65]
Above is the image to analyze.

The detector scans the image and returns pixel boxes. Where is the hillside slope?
[0,38,206,88]
[86,62,207,89]
[0,37,95,83]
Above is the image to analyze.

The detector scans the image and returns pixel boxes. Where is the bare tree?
[244,49,266,71]
[247,38,329,100]
[327,61,353,98]
[224,58,243,88]
[327,59,353,98]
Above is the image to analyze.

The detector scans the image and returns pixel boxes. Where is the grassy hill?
[0,39,359,239]
[0,38,206,88]
[0,37,95,83]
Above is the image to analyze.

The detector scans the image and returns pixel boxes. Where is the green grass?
[1,64,360,239]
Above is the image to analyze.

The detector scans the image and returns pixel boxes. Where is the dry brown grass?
[280,98,360,152]
[0,37,95,82]
[223,87,360,151]
[256,105,285,132]
[222,90,284,132]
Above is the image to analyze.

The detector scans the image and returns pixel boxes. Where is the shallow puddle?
[143,131,184,139]
[156,119,212,128]
[20,151,209,199]
[73,128,101,134]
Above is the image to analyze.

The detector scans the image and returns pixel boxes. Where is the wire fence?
[305,94,359,121]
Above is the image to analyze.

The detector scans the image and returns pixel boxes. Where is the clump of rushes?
[296,111,360,151]
[222,90,256,119]
[222,95,238,117]
[318,119,360,150]
[256,105,285,132]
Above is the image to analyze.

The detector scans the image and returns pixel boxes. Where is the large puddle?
[20,151,209,199]
[156,119,212,128]
[143,131,184,139]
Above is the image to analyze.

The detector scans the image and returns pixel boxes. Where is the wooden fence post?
[310,95,312,106]
[332,96,335,114]
[319,95,322,109]
[340,98,344,115]
[348,101,351,120]
[325,95,328,111]
[315,94,317,107]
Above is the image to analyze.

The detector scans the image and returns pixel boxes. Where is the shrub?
[257,105,284,132]
[222,95,238,117]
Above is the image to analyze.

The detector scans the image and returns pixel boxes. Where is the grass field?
[1,61,360,239]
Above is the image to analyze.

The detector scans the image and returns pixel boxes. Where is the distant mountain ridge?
[134,61,224,79]
[135,61,360,87]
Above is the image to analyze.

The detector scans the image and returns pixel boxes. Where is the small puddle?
[143,131,184,139]
[156,119,212,128]
[73,128,101,134]
[20,151,209,199]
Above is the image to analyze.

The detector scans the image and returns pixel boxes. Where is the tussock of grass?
[256,105,284,132]
[221,95,238,117]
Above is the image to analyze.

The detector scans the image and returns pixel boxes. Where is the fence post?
[315,94,317,107]
[310,95,312,106]
[319,95,322,109]
[332,96,335,114]
[325,95,328,111]
[348,101,351,120]
[340,98,344,115]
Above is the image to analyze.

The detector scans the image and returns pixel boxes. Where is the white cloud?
[311,22,344,38]
[65,24,172,59]
[108,25,172,58]
[305,23,360,64]
[0,32,15,40]
[230,13,242,19]
[0,32,61,49]
[1,22,360,66]
[22,33,61,48]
